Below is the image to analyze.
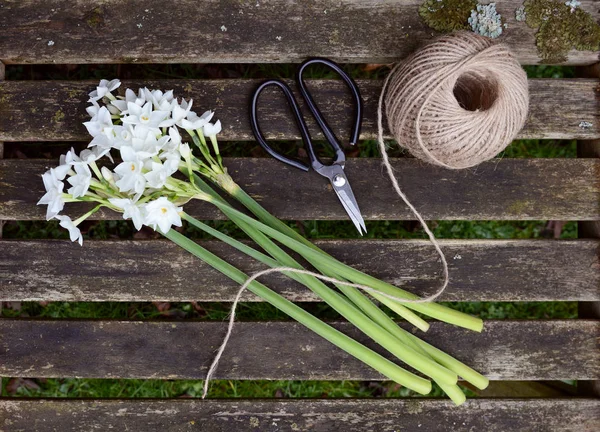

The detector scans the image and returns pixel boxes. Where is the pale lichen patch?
[468,3,504,38]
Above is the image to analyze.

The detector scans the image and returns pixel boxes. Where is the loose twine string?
[201,32,528,398]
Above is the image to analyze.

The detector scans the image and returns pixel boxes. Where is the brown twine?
[201,32,529,398]
[383,32,529,169]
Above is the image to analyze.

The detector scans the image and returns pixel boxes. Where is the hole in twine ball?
[382,32,529,169]
[453,72,498,112]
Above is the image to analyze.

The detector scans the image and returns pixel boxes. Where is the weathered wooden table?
[0,1,599,430]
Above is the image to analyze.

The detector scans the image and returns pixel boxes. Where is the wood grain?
[0,320,597,380]
[2,158,599,221]
[1,79,598,142]
[1,239,598,302]
[1,399,599,432]
[1,1,598,65]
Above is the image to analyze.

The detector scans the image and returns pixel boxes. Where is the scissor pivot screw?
[333,174,346,187]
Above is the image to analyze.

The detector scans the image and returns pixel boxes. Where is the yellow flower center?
[161,207,168,214]
[141,114,149,122]
[130,163,136,172]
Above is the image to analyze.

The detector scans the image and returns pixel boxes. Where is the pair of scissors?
[250,58,367,235]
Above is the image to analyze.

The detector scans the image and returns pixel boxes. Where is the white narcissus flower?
[144,197,182,233]
[167,98,193,127]
[80,146,113,164]
[83,106,113,137]
[38,168,65,220]
[160,127,182,152]
[88,79,121,101]
[114,146,147,194]
[111,88,146,112]
[147,89,174,111]
[161,150,182,174]
[203,120,222,137]
[122,101,170,129]
[67,163,92,198]
[86,99,101,118]
[88,125,118,152]
[55,215,84,246]
[130,125,170,158]
[55,148,80,180]
[109,198,145,230]
[144,161,172,189]
[179,109,213,130]
[107,124,134,150]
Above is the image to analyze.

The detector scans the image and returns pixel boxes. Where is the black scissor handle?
[297,58,363,162]
[250,79,316,172]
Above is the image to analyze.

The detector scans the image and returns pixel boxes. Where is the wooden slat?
[1,79,598,142]
[1,1,598,65]
[0,320,597,380]
[2,158,599,221]
[0,399,598,432]
[1,239,598,302]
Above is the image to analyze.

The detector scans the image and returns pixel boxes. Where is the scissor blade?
[333,183,367,236]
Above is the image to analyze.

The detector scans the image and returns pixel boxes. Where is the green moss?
[523,0,600,63]
[419,0,477,32]
[53,109,65,123]
[507,200,531,215]
[85,7,104,28]
[67,89,79,99]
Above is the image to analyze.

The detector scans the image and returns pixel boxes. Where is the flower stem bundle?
[39,80,489,405]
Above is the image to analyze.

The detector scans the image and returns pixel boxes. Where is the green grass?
[1,63,581,400]
[2,377,479,399]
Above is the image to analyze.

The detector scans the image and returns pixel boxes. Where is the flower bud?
[101,166,114,183]
[179,142,192,159]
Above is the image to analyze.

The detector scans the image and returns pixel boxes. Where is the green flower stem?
[88,161,104,181]
[215,179,475,332]
[190,174,485,390]
[183,214,472,405]
[162,228,432,395]
[221,180,313,247]
[403,330,489,391]
[369,292,429,332]
[188,132,220,173]
[73,204,103,226]
[208,134,223,168]
[199,176,472,333]
[184,217,475,405]
[183,212,457,386]
[204,176,430,331]
[208,198,482,332]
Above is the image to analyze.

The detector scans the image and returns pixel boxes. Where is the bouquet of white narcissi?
[38,79,489,405]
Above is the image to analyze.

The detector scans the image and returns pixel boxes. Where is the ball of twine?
[381,32,529,169]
